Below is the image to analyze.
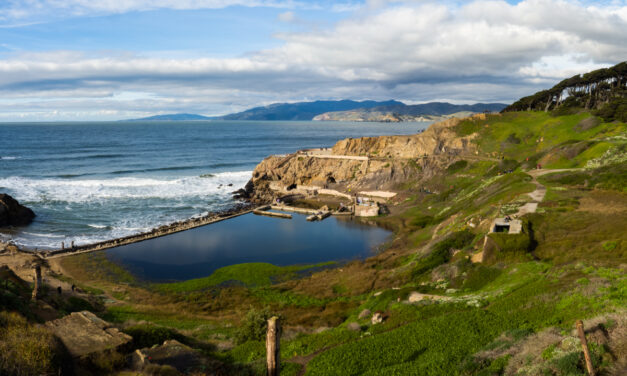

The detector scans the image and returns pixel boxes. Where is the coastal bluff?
[0,193,35,227]
[247,115,484,202]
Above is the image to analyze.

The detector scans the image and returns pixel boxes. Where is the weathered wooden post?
[31,265,42,300]
[266,316,281,376]
[576,320,595,376]
[61,241,65,250]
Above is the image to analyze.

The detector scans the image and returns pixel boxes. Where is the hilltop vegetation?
[504,61,627,122]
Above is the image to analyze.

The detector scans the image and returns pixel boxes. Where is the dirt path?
[514,168,582,216]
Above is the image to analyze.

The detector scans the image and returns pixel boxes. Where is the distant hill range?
[217,100,403,121]
[217,100,507,122]
[127,113,212,121]
[313,102,508,122]
[127,101,509,123]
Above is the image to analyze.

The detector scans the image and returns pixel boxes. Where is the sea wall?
[43,204,253,258]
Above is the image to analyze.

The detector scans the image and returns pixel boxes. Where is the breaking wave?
[0,171,252,204]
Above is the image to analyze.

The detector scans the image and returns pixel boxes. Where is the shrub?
[602,241,618,251]
[498,159,519,172]
[409,214,434,229]
[63,296,94,313]
[505,133,521,144]
[412,231,475,277]
[594,97,627,122]
[234,307,276,344]
[488,232,532,253]
[0,311,65,376]
[82,349,126,373]
[447,160,468,173]
[462,266,502,291]
[143,364,181,376]
[123,324,184,350]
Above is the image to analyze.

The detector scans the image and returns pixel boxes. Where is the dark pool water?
[105,212,391,282]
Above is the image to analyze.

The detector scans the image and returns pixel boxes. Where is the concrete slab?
[46,311,132,358]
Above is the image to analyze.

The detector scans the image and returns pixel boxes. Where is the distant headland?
[124,100,508,122]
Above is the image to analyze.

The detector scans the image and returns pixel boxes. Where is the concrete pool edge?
[41,204,255,259]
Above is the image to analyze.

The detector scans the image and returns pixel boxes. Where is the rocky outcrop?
[331,116,478,158]
[246,115,485,202]
[132,339,220,373]
[46,311,132,358]
[0,193,35,227]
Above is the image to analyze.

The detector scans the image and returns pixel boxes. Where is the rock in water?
[0,193,35,226]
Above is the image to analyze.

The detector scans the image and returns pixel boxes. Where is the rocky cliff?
[246,115,485,202]
[0,194,35,227]
[331,116,478,158]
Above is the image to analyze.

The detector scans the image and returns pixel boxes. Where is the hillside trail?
[515,168,582,216]
[472,168,581,263]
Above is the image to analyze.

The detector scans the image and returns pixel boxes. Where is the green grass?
[156,262,334,293]
[250,287,332,308]
[101,305,226,339]
[304,259,625,375]
[453,112,625,164]
[540,162,627,192]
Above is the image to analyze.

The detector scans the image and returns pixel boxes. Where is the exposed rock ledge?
[0,193,35,227]
[246,114,486,202]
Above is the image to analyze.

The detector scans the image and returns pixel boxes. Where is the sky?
[0,0,626,121]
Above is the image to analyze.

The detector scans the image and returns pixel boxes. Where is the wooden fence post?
[576,320,595,376]
[31,265,42,301]
[266,316,281,376]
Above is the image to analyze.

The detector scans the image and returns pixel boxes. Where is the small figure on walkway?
[57,286,62,295]
[71,284,76,292]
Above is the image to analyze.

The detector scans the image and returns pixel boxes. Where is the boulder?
[0,194,35,226]
[408,292,424,303]
[132,339,219,373]
[358,309,371,319]
[346,322,361,332]
[371,312,384,325]
[232,180,255,200]
[45,311,132,358]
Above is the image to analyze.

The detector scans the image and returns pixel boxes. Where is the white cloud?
[1,0,626,120]
[278,11,296,22]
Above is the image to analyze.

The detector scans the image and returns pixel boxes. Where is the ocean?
[0,120,430,250]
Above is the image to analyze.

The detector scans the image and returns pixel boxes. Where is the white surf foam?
[0,170,252,204]
[1,156,19,160]
[87,224,109,229]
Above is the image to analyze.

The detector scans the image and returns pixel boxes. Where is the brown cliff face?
[331,116,477,158]
[246,115,482,202]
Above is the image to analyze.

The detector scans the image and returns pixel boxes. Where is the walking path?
[515,168,582,216]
